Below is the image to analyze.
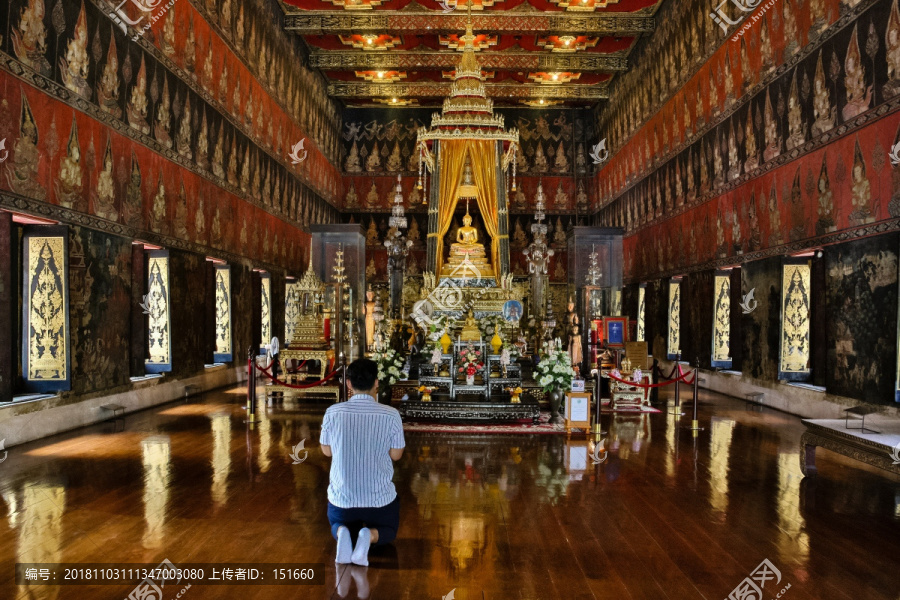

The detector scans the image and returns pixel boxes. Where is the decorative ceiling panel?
[280,0,660,107]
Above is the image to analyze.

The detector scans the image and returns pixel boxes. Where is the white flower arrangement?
[535,348,574,393]
[373,348,406,386]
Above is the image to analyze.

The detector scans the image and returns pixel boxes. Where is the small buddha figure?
[460,309,481,341]
[365,218,379,246]
[512,218,528,249]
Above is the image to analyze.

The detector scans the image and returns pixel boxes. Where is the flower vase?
[466,374,475,386]
[548,388,564,424]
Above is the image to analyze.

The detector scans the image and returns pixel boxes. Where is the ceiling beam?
[284,12,655,36]
[310,50,627,71]
[326,81,609,99]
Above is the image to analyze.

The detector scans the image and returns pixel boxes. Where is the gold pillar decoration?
[780,262,811,376]
[712,273,731,365]
[214,265,232,360]
[24,230,70,390]
[145,252,172,371]
[667,279,680,359]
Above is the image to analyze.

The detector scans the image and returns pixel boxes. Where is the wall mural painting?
[825,234,899,401]
[23,230,70,391]
[0,0,336,270]
[0,78,314,269]
[341,107,594,176]
[780,261,812,378]
[68,227,132,393]
[621,105,900,280]
[599,0,900,280]
[214,265,232,361]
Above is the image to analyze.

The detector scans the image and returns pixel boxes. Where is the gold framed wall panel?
[261,273,272,351]
[214,265,233,362]
[667,279,680,360]
[22,227,70,392]
[636,284,645,342]
[779,261,811,379]
[712,272,731,367]
[285,280,300,343]
[145,251,172,373]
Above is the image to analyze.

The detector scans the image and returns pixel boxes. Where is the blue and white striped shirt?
[320,394,406,508]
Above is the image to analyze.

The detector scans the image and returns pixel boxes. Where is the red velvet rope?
[608,368,695,389]
[255,363,342,389]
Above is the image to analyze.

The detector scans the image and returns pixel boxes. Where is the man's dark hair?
[347,358,378,393]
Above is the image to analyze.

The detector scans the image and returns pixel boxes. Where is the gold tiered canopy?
[418,1,518,279]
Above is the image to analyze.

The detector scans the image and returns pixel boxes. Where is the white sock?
[351,527,371,566]
[336,526,353,564]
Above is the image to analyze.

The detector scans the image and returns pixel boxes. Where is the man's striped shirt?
[319,394,406,508]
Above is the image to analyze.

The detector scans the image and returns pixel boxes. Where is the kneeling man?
[320,358,405,566]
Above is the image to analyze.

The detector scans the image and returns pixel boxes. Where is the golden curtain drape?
[433,139,468,276]
[432,139,501,276]
[468,139,500,275]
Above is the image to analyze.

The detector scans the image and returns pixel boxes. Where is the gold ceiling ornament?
[373,97,418,106]
[520,98,564,107]
[282,13,655,36]
[355,70,407,82]
[328,81,608,100]
[322,0,386,10]
[310,51,628,72]
[548,0,622,11]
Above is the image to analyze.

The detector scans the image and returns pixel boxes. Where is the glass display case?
[567,227,624,369]
[310,224,366,359]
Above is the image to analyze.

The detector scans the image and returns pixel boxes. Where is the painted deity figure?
[59,4,91,100]
[6,96,46,201]
[786,72,808,151]
[94,139,117,222]
[12,0,52,76]
[745,106,760,173]
[849,141,875,225]
[768,185,783,246]
[97,34,121,119]
[842,27,873,121]
[763,90,782,162]
[154,77,173,149]
[815,156,836,234]
[811,52,836,136]
[366,218,380,246]
[124,152,142,228]
[56,121,84,210]
[885,0,900,99]
[151,176,167,234]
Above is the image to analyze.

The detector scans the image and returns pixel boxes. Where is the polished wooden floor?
[2,386,900,600]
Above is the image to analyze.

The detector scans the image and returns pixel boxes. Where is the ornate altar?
[268,255,338,401]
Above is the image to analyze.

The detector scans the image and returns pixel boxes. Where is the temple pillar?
[0,212,14,402]
[496,142,510,278]
[426,142,441,275]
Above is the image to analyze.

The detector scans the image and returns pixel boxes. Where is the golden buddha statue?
[441,202,495,279]
[460,309,481,341]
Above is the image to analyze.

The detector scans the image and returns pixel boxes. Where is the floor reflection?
[0,388,898,599]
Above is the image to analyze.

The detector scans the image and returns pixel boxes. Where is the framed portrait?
[502,300,523,322]
[603,316,628,348]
